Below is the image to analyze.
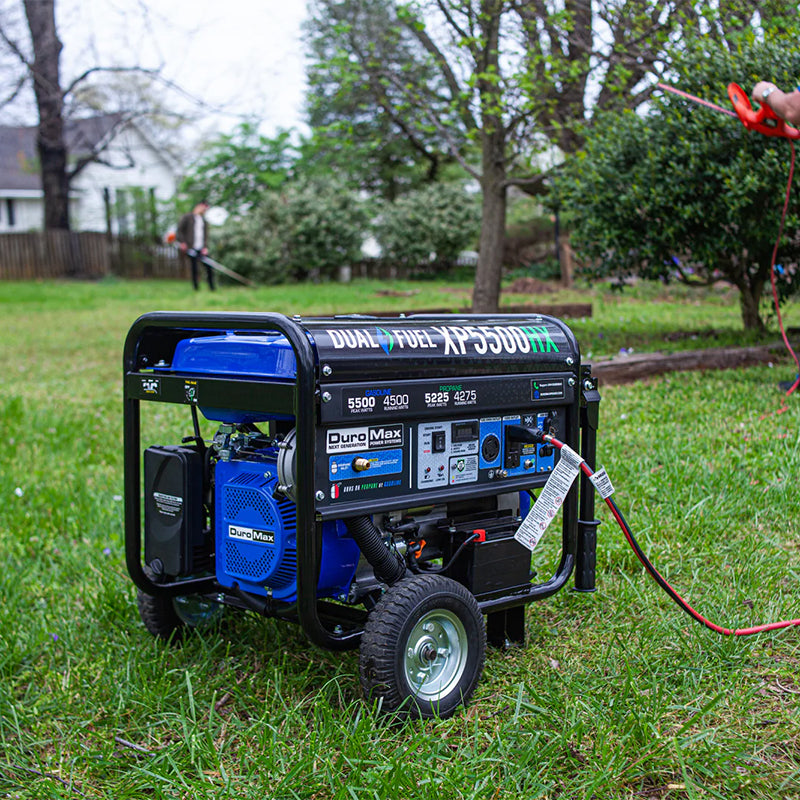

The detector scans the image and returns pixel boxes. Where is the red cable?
[545,435,800,636]
[769,140,800,397]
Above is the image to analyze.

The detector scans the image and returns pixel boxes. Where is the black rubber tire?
[136,590,224,642]
[137,589,185,641]
[359,574,486,719]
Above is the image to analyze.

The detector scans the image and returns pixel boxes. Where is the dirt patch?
[662,329,721,342]
[374,289,419,297]
[505,277,557,295]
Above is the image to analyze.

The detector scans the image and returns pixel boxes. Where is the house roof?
[0,114,127,192]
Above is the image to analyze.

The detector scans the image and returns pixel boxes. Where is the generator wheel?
[359,574,485,719]
[137,590,223,642]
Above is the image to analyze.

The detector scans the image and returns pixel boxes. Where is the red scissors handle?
[728,82,800,140]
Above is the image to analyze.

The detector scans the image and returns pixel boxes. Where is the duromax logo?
[376,327,394,355]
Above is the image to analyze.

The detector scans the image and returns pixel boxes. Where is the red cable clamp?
[472,529,487,543]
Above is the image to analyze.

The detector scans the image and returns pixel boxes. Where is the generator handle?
[123,311,360,650]
[575,369,600,592]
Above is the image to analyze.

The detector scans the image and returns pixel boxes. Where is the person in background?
[751,81,800,125]
[177,200,214,291]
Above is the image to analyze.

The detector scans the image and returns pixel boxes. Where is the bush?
[374,183,480,267]
[213,178,369,284]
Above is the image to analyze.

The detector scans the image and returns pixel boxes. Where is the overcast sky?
[25,0,310,138]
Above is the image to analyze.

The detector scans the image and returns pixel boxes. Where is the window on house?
[6,199,15,228]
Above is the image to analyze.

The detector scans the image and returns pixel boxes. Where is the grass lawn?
[1,278,800,799]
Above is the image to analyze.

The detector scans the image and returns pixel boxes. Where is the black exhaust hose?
[345,516,408,586]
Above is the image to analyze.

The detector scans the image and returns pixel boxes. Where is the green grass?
[1,278,800,798]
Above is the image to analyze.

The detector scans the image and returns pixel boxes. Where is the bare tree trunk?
[24,0,69,231]
[737,278,766,333]
[560,236,574,288]
[471,1,506,314]
[472,153,506,312]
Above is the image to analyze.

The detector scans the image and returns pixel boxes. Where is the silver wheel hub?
[403,609,468,701]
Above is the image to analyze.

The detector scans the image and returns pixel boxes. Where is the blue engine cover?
[215,456,360,602]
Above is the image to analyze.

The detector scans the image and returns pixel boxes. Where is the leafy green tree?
[304,0,456,200]
[374,182,480,266]
[303,0,780,312]
[179,123,296,211]
[554,38,800,332]
[213,177,369,284]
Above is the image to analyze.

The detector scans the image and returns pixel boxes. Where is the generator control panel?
[314,371,571,517]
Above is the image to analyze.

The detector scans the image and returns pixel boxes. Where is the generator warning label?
[141,377,160,395]
[153,492,182,518]
[589,466,615,499]
[228,525,275,545]
[326,424,404,454]
[515,444,582,551]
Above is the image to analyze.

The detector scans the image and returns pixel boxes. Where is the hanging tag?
[514,444,583,552]
[589,466,615,499]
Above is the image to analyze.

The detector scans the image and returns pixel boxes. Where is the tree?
[554,38,800,332]
[180,123,296,211]
[519,0,798,153]
[305,0,777,312]
[0,0,183,231]
[0,1,69,229]
[304,0,458,200]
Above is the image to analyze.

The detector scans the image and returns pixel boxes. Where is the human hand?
[752,81,777,106]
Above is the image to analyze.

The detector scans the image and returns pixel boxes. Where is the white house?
[0,114,177,233]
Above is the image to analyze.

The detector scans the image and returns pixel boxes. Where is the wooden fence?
[0,232,188,281]
[0,233,465,283]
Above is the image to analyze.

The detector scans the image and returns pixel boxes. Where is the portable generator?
[124,312,600,718]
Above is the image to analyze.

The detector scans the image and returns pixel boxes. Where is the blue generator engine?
[124,312,600,718]
[214,453,359,603]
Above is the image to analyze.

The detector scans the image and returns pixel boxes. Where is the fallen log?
[362,302,593,318]
[590,343,788,385]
